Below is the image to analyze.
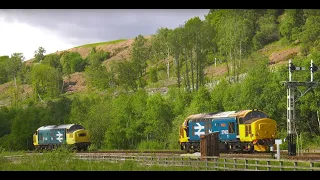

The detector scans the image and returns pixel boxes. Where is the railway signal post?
[282,59,318,156]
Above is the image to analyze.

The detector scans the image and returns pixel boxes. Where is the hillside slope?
[0,38,300,107]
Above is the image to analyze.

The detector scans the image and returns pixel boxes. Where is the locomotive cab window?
[186,125,189,136]
[243,111,268,122]
[245,125,251,137]
[228,122,235,134]
[238,118,244,124]
[68,125,85,133]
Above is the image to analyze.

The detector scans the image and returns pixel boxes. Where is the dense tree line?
[1,9,320,151]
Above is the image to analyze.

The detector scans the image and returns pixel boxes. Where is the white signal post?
[282,59,318,156]
[275,139,282,160]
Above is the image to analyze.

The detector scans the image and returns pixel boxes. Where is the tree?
[301,15,320,53]
[279,9,305,42]
[0,56,9,84]
[151,28,172,78]
[42,54,62,71]
[131,35,150,88]
[168,27,183,88]
[84,51,114,90]
[253,9,280,50]
[31,64,63,101]
[143,93,173,145]
[60,52,83,75]
[6,53,24,84]
[113,61,139,91]
[34,47,46,63]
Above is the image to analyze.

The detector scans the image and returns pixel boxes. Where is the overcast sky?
[0,9,209,60]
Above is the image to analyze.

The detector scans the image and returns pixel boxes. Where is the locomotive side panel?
[37,129,67,145]
[188,119,212,141]
[239,124,252,142]
[211,118,237,141]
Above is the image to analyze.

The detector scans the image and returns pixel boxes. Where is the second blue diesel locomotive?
[178,109,277,153]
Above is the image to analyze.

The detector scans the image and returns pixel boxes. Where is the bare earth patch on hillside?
[63,72,87,93]
[56,36,152,66]
[269,46,300,64]
[60,47,91,58]
[204,65,228,78]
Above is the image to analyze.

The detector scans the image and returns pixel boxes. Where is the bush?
[148,68,158,83]
[137,140,166,150]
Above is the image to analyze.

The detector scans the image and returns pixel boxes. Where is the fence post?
[245,159,248,170]
[267,161,270,171]
[224,158,227,170]
[172,156,175,166]
[280,161,283,171]
[206,158,208,170]
[255,160,259,171]
[310,162,314,171]
[181,157,183,166]
[234,159,237,169]
[214,157,218,169]
[294,162,298,171]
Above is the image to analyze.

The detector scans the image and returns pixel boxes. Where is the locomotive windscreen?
[243,111,268,122]
[68,124,85,133]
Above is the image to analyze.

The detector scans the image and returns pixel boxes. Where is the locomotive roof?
[185,109,267,121]
[243,117,272,124]
[37,124,80,131]
[210,111,237,118]
[231,110,253,117]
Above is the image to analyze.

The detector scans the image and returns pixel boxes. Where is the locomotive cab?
[179,120,189,150]
[239,118,277,152]
[33,131,38,147]
[65,124,91,151]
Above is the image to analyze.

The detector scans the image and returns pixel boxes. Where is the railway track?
[26,149,320,160]
[84,150,185,154]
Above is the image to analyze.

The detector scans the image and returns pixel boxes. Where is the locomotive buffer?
[282,59,318,156]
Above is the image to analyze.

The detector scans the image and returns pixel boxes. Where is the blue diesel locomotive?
[179,109,277,153]
[33,124,91,151]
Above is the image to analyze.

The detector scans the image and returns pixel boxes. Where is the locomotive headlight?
[272,132,276,138]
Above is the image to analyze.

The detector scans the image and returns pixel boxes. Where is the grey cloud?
[0,9,209,46]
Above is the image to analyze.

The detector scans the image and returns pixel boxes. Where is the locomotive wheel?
[180,143,186,151]
[249,145,254,153]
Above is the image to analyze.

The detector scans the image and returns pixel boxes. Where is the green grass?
[0,150,195,171]
[76,39,127,48]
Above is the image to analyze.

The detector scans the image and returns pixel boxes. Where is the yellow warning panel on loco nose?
[253,118,276,139]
